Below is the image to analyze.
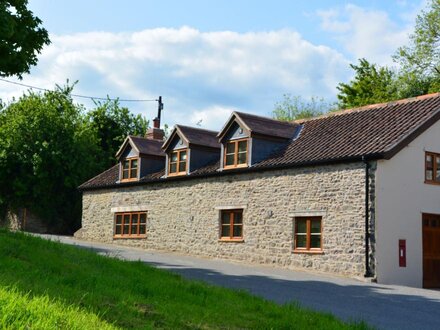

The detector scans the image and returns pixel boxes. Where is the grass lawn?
[0,229,370,329]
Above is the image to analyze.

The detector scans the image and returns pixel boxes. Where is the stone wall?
[1,208,48,233]
[79,162,374,277]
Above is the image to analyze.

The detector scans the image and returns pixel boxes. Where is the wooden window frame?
[219,209,244,242]
[121,157,139,182]
[223,138,249,169]
[168,149,188,176]
[425,151,440,185]
[114,211,147,239]
[294,217,323,254]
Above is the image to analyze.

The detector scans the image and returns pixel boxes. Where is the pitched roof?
[115,135,165,159]
[130,136,165,157]
[218,111,298,140]
[81,93,440,190]
[162,125,220,151]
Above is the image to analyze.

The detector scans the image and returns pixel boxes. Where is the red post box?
[399,239,406,267]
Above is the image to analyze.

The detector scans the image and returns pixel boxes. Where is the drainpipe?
[362,156,373,278]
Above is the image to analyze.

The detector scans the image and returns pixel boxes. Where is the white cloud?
[0,27,352,130]
[317,4,414,66]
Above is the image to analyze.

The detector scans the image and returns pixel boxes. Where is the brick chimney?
[146,117,164,140]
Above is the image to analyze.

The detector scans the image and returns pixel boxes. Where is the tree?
[336,59,398,109]
[0,0,50,78]
[394,0,440,96]
[0,86,100,233]
[87,99,149,169]
[273,94,333,121]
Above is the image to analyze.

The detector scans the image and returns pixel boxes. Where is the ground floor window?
[294,217,322,252]
[114,212,147,238]
[220,209,243,240]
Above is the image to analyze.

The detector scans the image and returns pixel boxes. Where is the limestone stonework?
[79,161,375,277]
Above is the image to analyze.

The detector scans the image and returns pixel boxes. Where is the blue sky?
[0,0,426,129]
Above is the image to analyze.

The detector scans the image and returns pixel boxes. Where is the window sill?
[223,165,248,170]
[218,238,244,243]
[120,178,139,182]
[293,249,324,255]
[424,180,440,186]
[168,172,187,177]
[113,235,146,239]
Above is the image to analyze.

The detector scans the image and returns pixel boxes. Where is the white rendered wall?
[376,119,440,287]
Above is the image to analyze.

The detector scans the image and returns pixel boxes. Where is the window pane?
[296,220,306,234]
[426,170,433,181]
[116,215,123,225]
[130,168,137,178]
[131,223,138,234]
[221,212,230,224]
[233,225,242,237]
[296,234,306,248]
[310,235,321,248]
[115,225,121,235]
[426,154,433,166]
[131,159,138,168]
[170,163,177,173]
[122,169,129,179]
[311,219,321,233]
[123,160,130,170]
[171,152,178,162]
[225,154,234,166]
[234,211,242,224]
[139,224,146,235]
[179,161,186,172]
[238,140,247,153]
[140,213,147,224]
[123,214,130,224]
[221,225,231,237]
[436,170,440,181]
[237,152,247,164]
[179,151,187,161]
[132,214,138,224]
[123,224,130,234]
[226,142,235,154]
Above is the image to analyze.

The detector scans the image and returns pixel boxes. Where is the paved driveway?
[38,234,440,330]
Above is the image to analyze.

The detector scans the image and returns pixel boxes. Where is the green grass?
[0,229,370,329]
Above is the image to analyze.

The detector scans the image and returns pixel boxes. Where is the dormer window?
[121,158,138,181]
[224,139,248,169]
[169,149,187,176]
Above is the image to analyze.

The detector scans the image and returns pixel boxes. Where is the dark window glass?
[115,225,122,235]
[233,225,242,237]
[170,163,177,173]
[179,162,186,172]
[296,234,306,248]
[225,154,234,166]
[221,225,231,237]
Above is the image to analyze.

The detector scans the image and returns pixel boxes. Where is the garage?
[423,213,440,288]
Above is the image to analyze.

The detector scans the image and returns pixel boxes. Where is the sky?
[0,0,427,130]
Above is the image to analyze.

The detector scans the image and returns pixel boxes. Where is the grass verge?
[0,229,370,329]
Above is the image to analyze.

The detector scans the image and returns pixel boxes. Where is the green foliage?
[393,0,440,96]
[273,94,334,121]
[87,99,149,169]
[337,59,398,109]
[0,286,117,329]
[0,229,370,329]
[0,85,100,232]
[0,0,50,78]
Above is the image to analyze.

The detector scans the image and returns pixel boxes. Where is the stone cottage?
[78,93,440,289]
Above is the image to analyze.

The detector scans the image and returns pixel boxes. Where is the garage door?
[423,213,440,288]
